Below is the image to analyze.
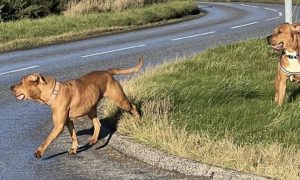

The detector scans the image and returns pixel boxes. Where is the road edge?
[107,133,272,180]
[0,12,206,54]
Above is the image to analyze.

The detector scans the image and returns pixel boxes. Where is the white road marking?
[240,4,259,8]
[81,44,147,58]
[231,22,259,29]
[265,17,280,21]
[264,7,277,12]
[279,12,283,16]
[171,31,216,41]
[0,65,39,76]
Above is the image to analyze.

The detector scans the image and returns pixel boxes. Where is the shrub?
[0,0,68,21]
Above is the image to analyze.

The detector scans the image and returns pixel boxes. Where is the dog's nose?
[10,85,15,92]
[267,35,272,45]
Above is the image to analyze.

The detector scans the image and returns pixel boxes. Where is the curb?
[108,133,272,180]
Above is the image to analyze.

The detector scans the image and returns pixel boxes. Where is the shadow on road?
[42,109,123,160]
[42,151,69,160]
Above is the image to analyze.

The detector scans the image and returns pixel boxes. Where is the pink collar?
[46,81,60,105]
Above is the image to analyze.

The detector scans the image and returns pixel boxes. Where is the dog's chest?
[285,59,300,72]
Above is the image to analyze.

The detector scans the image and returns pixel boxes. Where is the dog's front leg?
[34,110,68,158]
[274,68,280,103]
[277,73,288,106]
[65,119,78,155]
[87,107,101,145]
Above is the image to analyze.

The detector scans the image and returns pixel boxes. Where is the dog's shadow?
[42,109,123,160]
[288,86,300,102]
[77,109,123,150]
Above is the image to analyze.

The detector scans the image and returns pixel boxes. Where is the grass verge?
[102,39,300,179]
[0,0,200,53]
[207,0,299,4]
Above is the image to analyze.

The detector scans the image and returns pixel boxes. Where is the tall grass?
[0,0,200,52]
[64,0,170,16]
[102,39,300,179]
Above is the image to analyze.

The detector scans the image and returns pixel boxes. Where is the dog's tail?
[107,56,143,75]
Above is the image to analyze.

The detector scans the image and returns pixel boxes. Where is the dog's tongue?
[16,94,25,100]
[271,44,283,52]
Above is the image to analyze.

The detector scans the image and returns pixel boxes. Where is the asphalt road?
[0,2,286,179]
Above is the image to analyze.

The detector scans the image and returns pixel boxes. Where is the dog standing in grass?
[10,57,143,158]
[267,23,300,105]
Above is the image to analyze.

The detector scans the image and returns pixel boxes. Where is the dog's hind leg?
[88,107,101,145]
[65,119,78,155]
[105,80,140,118]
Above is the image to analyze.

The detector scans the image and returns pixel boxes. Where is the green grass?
[0,0,200,52]
[134,39,300,147]
[103,39,300,179]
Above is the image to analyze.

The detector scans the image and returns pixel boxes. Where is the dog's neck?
[39,77,58,105]
[280,49,300,76]
[46,81,60,105]
[283,49,299,60]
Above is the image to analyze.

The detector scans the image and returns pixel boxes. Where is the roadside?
[205,0,297,4]
[101,39,300,179]
[0,0,202,53]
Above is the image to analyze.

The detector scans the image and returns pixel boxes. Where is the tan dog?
[267,23,300,105]
[10,57,143,158]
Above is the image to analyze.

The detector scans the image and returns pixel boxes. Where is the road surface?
[0,2,287,179]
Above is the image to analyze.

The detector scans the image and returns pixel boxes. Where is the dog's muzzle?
[10,85,25,100]
[267,35,272,45]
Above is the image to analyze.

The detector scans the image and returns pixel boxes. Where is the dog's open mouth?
[16,94,25,100]
[271,42,283,52]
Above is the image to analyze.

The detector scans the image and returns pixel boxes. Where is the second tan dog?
[10,57,143,158]
[267,23,300,105]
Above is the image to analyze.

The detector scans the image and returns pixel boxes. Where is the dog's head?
[267,23,300,52]
[10,73,48,102]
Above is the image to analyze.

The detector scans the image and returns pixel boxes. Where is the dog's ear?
[29,73,47,84]
[292,24,300,34]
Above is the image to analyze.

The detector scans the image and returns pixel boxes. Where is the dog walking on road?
[10,57,143,158]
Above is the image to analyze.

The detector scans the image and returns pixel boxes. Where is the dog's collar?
[280,64,300,76]
[46,81,60,105]
[283,49,300,60]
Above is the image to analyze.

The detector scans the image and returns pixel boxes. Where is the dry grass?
[64,0,169,16]
[100,39,300,179]
[103,75,300,180]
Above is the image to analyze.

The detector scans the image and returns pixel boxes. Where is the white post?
[285,0,293,24]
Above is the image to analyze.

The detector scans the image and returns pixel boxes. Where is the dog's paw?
[34,149,43,158]
[68,148,77,155]
[88,137,98,145]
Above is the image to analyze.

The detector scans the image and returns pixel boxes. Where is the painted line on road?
[264,7,277,12]
[171,4,282,41]
[81,44,147,58]
[0,65,39,76]
[240,4,259,8]
[171,31,216,41]
[265,16,280,21]
[231,22,259,29]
